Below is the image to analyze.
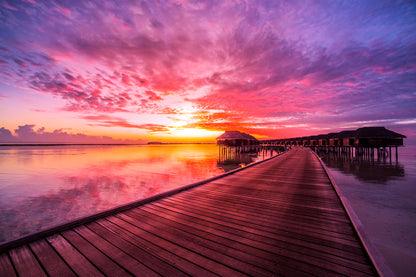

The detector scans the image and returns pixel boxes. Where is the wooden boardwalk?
[0,148,377,276]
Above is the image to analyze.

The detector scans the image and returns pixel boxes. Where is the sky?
[0,0,415,143]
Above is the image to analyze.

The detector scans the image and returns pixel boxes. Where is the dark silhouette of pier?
[260,127,406,162]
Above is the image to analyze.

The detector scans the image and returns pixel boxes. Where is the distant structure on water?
[216,131,283,165]
[264,127,405,147]
[216,131,259,147]
[216,127,406,162]
[261,126,406,161]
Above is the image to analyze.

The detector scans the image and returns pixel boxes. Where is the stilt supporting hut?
[353,127,406,161]
[216,131,259,163]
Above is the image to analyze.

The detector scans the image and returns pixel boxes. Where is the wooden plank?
[157,197,360,254]
[156,198,370,270]
[0,253,16,277]
[138,204,348,276]
[180,188,342,213]
[206,178,335,194]
[198,178,344,203]
[178,191,357,239]
[167,193,364,251]
[183,180,336,199]
[61,229,131,277]
[101,216,243,277]
[86,221,189,276]
[150,201,374,275]
[114,212,274,276]
[188,186,356,232]
[46,234,104,276]
[29,239,76,277]
[174,191,357,241]
[9,245,47,277]
[185,190,356,230]
[195,183,342,208]
[73,225,159,277]
[179,187,347,219]
[123,208,311,276]
[212,174,332,185]
[170,191,352,230]
[191,179,340,199]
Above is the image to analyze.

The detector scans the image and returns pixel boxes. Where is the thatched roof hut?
[353,127,406,147]
[355,127,406,139]
[216,131,258,146]
[260,126,406,147]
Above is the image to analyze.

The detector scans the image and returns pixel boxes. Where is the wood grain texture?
[29,239,75,277]
[9,245,46,277]
[46,234,104,276]
[0,253,17,277]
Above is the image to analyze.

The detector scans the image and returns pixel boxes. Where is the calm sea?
[319,145,416,276]
[0,144,272,243]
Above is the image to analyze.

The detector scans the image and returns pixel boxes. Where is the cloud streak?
[82,115,170,133]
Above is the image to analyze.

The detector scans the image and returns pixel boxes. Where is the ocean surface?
[0,143,273,243]
[0,143,414,275]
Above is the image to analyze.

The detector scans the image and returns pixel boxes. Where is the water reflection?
[318,150,405,183]
[217,147,278,172]
[0,144,226,242]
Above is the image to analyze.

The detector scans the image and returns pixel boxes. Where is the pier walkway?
[0,148,377,276]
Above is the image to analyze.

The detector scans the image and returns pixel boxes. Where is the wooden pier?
[0,148,378,276]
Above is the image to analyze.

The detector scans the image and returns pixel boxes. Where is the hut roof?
[337,130,357,139]
[259,126,406,143]
[355,127,406,138]
[216,131,258,141]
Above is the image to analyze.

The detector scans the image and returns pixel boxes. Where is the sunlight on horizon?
[168,127,223,139]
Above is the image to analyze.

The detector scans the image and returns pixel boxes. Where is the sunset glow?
[1,0,415,143]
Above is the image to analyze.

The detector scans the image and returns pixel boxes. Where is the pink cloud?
[2,1,18,11]
[82,115,170,133]
[145,90,163,101]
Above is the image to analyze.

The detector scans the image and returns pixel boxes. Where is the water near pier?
[0,144,273,243]
[319,145,416,276]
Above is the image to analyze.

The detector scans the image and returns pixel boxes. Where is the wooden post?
[396,146,398,162]
[389,146,392,164]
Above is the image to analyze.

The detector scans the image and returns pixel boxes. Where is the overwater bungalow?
[216,131,260,159]
[261,127,405,148]
[216,131,258,147]
[276,127,405,160]
[353,127,406,147]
